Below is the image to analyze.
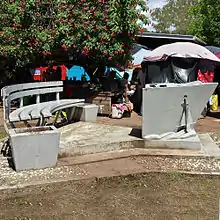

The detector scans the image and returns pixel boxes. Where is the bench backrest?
[1,81,63,120]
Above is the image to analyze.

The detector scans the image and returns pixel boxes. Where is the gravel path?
[133,156,220,173]
[2,152,220,190]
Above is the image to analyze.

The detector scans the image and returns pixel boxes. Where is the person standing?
[133,62,147,115]
[41,63,56,101]
[52,66,62,81]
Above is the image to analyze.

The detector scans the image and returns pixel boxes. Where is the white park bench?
[1,81,86,132]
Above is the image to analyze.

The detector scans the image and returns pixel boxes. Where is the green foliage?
[188,0,220,46]
[152,0,198,34]
[0,0,149,66]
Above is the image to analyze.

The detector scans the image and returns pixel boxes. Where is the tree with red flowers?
[0,0,149,67]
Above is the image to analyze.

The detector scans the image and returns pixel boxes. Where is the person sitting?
[108,70,119,91]
[106,71,124,104]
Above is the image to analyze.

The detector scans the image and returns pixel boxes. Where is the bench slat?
[49,100,85,113]
[40,99,85,117]
[9,87,63,101]
[1,81,63,97]
[19,101,56,121]
[9,99,85,122]
[30,102,53,119]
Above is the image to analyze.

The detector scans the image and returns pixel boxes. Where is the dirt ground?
[0,173,220,220]
[97,110,220,134]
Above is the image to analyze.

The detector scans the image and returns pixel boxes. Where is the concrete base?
[143,129,201,150]
[144,134,201,150]
[9,126,60,171]
[59,122,220,158]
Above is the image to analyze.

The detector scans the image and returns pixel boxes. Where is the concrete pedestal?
[9,126,60,171]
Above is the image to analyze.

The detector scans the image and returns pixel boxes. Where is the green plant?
[0,0,149,67]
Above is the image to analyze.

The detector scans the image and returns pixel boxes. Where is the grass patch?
[0,130,8,140]
[166,172,186,181]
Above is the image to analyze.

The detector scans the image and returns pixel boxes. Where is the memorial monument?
[142,81,218,149]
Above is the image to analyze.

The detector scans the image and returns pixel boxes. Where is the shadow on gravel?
[1,138,15,170]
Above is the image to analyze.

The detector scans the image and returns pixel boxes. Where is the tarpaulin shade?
[205,46,220,55]
[144,42,220,63]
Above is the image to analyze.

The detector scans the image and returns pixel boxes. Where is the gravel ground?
[0,154,90,189]
[2,152,220,190]
[133,156,220,173]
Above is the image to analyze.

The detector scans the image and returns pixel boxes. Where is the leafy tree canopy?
[152,0,197,34]
[188,0,220,46]
[0,0,149,67]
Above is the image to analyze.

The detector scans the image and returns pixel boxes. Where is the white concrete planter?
[9,126,60,171]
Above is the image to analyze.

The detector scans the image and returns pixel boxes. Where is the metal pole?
[183,95,188,133]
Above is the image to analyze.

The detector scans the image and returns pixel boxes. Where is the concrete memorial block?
[142,81,218,149]
[9,126,60,171]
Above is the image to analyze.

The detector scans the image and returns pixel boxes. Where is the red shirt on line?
[197,69,214,83]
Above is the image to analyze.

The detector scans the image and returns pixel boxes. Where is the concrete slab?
[59,122,220,158]
[59,122,140,156]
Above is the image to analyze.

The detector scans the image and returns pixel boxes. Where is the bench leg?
[36,118,41,126]
[41,117,47,126]
[38,115,47,126]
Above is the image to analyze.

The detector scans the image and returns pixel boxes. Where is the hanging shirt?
[197,60,215,83]
[197,69,214,83]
